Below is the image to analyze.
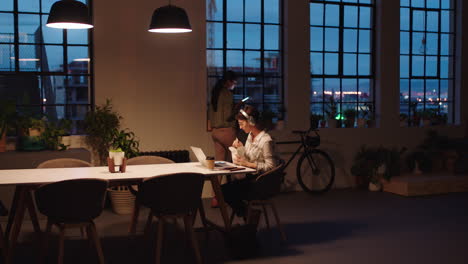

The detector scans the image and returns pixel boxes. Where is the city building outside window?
[400,0,456,127]
[0,0,93,134]
[206,0,284,122]
[310,0,375,128]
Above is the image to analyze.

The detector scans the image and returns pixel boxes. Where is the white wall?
[92,0,468,193]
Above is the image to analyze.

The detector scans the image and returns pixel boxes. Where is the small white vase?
[109,151,125,165]
[369,182,382,192]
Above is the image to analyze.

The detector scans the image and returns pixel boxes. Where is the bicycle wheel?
[296,149,335,194]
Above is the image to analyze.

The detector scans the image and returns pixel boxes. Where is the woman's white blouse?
[243,131,276,173]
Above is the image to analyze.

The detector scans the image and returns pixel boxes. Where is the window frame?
[206,0,285,120]
[309,0,376,127]
[399,0,456,126]
[0,0,94,134]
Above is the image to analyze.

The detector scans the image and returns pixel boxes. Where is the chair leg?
[5,186,22,239]
[229,210,236,226]
[184,215,202,264]
[155,219,164,264]
[144,211,153,239]
[57,225,66,264]
[88,222,105,264]
[38,220,53,264]
[270,202,287,242]
[261,204,271,230]
[129,200,141,235]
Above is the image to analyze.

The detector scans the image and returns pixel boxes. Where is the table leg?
[25,189,41,233]
[6,187,27,264]
[5,186,22,239]
[209,176,231,232]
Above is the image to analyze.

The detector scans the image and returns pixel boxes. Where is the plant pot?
[28,128,42,137]
[357,118,366,128]
[320,120,327,128]
[108,186,135,215]
[60,136,71,148]
[422,119,431,127]
[328,119,337,128]
[109,151,125,165]
[368,182,382,192]
[344,118,355,128]
[0,132,6,152]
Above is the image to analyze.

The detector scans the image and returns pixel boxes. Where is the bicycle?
[276,128,335,194]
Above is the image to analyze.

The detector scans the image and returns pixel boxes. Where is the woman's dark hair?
[236,105,264,130]
[211,70,237,112]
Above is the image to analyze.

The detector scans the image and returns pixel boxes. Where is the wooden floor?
[383,173,468,196]
[1,189,468,264]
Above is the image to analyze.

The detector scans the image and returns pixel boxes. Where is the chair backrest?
[35,179,108,222]
[138,173,205,216]
[37,158,92,168]
[126,155,174,165]
[251,159,286,200]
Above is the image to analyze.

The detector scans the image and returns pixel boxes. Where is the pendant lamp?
[46,0,93,29]
[148,4,192,33]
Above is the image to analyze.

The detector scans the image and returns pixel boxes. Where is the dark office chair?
[230,160,287,242]
[5,158,93,258]
[35,179,108,264]
[37,158,92,169]
[138,173,205,264]
[126,156,175,235]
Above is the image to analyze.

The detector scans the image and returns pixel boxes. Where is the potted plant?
[343,109,356,128]
[84,99,121,165]
[357,110,367,128]
[41,119,72,151]
[310,113,322,129]
[111,129,140,159]
[325,96,338,128]
[0,100,16,152]
[410,102,420,126]
[363,102,375,128]
[351,145,405,190]
[399,113,408,127]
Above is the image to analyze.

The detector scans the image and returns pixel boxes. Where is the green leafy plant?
[112,130,140,158]
[84,100,121,165]
[351,145,406,187]
[343,109,356,128]
[0,100,16,137]
[310,113,323,129]
[41,119,72,151]
[324,96,338,120]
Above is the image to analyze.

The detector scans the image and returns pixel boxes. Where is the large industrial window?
[0,0,93,134]
[206,0,284,120]
[400,0,456,126]
[310,0,374,128]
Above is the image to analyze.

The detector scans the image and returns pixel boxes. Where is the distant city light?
[324,91,362,95]
[43,98,47,103]
[73,58,91,62]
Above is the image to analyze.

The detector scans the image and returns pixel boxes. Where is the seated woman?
[221,105,277,219]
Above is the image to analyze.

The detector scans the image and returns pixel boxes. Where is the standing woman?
[208,70,241,207]
[208,70,240,162]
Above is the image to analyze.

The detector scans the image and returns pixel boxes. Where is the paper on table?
[229,146,245,162]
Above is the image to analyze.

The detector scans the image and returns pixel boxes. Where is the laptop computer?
[190,146,206,165]
[190,146,228,167]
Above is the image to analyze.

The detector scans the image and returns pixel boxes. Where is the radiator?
[138,150,190,163]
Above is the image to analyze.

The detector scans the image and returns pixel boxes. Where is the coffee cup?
[206,156,215,170]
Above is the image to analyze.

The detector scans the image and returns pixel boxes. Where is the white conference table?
[0,162,255,264]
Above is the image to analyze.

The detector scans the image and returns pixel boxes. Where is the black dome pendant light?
[148,0,192,33]
[46,0,93,29]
